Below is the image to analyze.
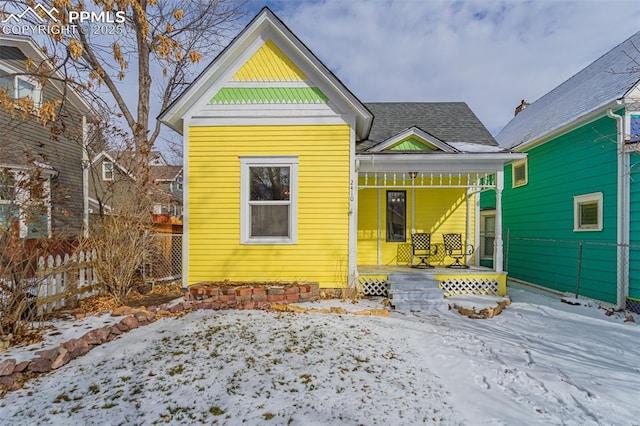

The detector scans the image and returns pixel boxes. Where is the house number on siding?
[350,179,355,202]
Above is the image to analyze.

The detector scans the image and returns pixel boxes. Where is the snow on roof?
[496,31,640,149]
[447,142,508,153]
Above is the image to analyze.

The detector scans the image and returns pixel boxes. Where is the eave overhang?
[510,99,622,152]
[356,152,526,173]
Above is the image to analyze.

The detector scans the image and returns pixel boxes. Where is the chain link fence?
[505,233,640,309]
[144,233,182,284]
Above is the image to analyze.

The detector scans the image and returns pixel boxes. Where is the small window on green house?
[574,192,603,232]
[386,190,406,242]
[512,159,528,188]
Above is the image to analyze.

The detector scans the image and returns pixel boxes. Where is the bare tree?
[2,0,246,181]
[86,181,157,305]
[0,2,246,309]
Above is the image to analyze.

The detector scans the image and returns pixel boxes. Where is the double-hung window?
[240,156,298,244]
[102,161,114,181]
[0,170,51,237]
[0,172,18,233]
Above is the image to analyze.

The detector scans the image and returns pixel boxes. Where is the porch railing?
[358,171,495,189]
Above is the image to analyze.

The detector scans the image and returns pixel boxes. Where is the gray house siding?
[1,54,86,237]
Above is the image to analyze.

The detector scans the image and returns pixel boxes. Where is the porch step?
[386,272,445,311]
[390,299,446,312]
[387,273,440,290]
[388,288,444,302]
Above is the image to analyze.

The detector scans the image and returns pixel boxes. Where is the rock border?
[0,282,320,395]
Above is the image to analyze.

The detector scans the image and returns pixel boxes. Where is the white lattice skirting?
[440,277,500,297]
[359,277,388,296]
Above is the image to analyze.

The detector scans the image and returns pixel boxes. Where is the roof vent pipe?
[514,100,530,116]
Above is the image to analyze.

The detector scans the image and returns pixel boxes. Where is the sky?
[1,287,639,424]
[241,0,640,135]
[8,1,640,157]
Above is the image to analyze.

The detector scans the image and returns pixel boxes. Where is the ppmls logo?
[1,4,59,23]
[1,3,126,35]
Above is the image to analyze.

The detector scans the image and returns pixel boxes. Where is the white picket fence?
[36,249,100,313]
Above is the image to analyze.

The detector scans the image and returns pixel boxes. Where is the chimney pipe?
[515,99,530,116]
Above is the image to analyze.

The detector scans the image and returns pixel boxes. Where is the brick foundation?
[189,282,319,307]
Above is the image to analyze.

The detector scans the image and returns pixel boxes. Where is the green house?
[488,31,640,309]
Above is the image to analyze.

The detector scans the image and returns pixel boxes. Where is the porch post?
[348,125,358,289]
[411,186,416,234]
[466,187,472,265]
[495,170,504,273]
[377,188,382,265]
[474,185,481,266]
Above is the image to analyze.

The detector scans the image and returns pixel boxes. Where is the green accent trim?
[211,87,328,104]
[389,137,433,151]
[628,296,640,302]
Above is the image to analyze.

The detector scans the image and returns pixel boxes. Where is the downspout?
[606,108,629,309]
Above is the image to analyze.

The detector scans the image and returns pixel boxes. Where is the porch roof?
[356,151,526,173]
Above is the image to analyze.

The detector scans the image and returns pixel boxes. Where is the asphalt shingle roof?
[358,102,497,153]
[151,165,182,181]
[496,31,640,149]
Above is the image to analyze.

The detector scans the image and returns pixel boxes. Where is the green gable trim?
[211,87,328,104]
[388,137,434,151]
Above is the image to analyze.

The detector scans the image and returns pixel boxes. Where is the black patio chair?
[442,233,474,269]
[411,233,437,269]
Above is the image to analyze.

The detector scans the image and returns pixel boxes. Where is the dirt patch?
[73,283,183,315]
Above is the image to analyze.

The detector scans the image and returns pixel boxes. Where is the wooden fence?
[36,249,100,313]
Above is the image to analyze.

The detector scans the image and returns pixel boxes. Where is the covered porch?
[352,152,522,299]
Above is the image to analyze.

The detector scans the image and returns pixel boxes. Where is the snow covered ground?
[0,283,639,425]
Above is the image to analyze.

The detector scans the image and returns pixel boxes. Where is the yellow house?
[159,8,524,306]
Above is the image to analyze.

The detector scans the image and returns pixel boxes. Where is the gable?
[387,137,436,151]
[206,38,330,108]
[232,40,306,82]
[367,127,457,153]
[159,8,372,136]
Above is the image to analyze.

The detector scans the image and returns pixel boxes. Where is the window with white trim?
[102,161,114,181]
[573,192,603,232]
[240,156,298,244]
[512,158,528,188]
[0,170,51,237]
[0,69,42,107]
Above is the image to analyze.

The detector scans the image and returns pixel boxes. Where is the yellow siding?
[357,188,379,264]
[188,125,350,288]
[357,187,476,265]
[232,40,306,82]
